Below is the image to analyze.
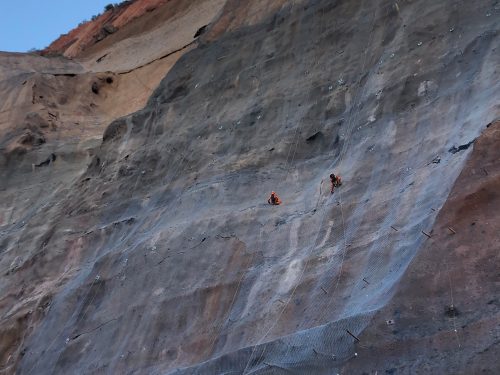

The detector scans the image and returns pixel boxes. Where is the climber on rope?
[268,191,282,205]
[330,173,342,194]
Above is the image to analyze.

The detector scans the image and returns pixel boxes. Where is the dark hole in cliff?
[444,304,459,318]
[106,77,114,84]
[96,53,108,63]
[35,153,56,167]
[194,25,208,38]
[448,139,475,154]
[306,131,323,143]
[91,82,99,94]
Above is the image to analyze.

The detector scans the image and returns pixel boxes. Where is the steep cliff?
[0,0,499,374]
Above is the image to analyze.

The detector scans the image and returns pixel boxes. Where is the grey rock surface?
[0,0,499,374]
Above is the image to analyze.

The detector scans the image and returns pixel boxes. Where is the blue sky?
[0,1,115,52]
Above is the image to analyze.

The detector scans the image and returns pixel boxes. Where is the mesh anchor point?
[346,329,360,342]
[421,230,432,239]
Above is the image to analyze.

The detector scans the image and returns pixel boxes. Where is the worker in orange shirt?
[330,173,342,194]
[268,191,282,205]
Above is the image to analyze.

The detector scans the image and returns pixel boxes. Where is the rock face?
[344,120,500,374]
[0,0,499,374]
[43,0,169,57]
